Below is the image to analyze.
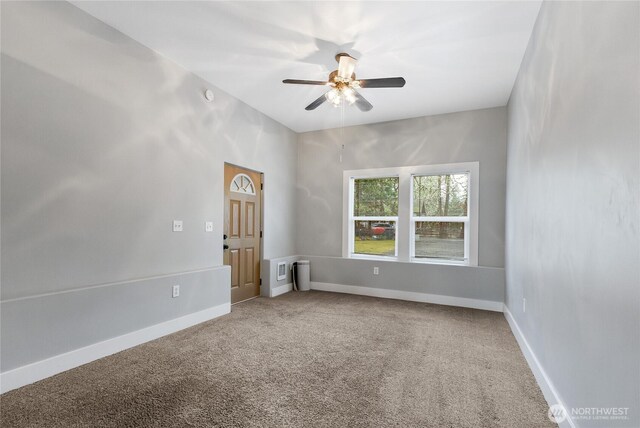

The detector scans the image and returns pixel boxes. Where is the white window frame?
[345,172,400,261]
[342,162,479,266]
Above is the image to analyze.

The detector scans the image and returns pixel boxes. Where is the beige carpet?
[0,291,555,427]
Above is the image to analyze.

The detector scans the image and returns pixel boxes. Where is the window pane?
[414,222,464,260]
[413,174,468,216]
[354,221,396,257]
[354,177,399,216]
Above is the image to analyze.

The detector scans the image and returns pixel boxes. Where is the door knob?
[223,244,229,250]
[223,234,228,240]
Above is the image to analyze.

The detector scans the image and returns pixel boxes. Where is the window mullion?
[397,171,411,262]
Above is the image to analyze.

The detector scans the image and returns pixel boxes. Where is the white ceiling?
[72,1,541,133]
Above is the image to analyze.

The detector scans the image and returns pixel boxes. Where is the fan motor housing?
[328,70,356,85]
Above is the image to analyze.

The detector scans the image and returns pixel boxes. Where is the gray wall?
[296,107,507,268]
[307,255,504,306]
[1,1,297,372]
[1,267,230,372]
[262,254,504,308]
[505,2,639,427]
[295,108,507,304]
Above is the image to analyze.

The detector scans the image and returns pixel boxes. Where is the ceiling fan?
[283,53,406,112]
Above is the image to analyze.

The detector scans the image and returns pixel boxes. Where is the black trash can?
[291,260,310,291]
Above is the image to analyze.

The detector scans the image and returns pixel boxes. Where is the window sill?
[346,255,474,267]
[410,258,470,267]
[349,254,398,262]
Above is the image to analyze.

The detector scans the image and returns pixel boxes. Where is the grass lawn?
[354,239,395,256]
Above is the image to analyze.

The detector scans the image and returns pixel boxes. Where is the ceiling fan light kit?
[283,53,406,112]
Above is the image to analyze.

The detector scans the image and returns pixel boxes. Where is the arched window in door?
[230,173,256,195]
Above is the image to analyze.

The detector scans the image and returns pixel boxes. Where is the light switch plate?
[172,285,180,298]
[205,221,213,232]
[173,220,183,232]
[373,267,379,275]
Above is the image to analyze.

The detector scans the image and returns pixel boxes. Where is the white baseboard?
[0,303,230,394]
[503,305,575,428]
[270,282,292,297]
[310,282,503,312]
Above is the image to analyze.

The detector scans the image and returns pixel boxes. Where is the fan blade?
[353,91,373,112]
[283,79,328,85]
[337,55,357,79]
[305,92,329,111]
[358,77,406,88]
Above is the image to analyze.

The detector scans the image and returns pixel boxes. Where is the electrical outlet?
[205,221,213,232]
[172,285,180,298]
[172,220,183,232]
[523,298,526,313]
[373,267,379,275]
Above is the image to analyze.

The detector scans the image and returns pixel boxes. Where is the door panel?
[224,164,262,304]
[244,247,254,285]
[245,202,255,237]
[230,249,240,288]
[230,200,241,238]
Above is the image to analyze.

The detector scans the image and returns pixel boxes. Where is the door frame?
[224,162,264,303]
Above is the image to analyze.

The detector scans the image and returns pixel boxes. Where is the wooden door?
[224,164,262,304]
